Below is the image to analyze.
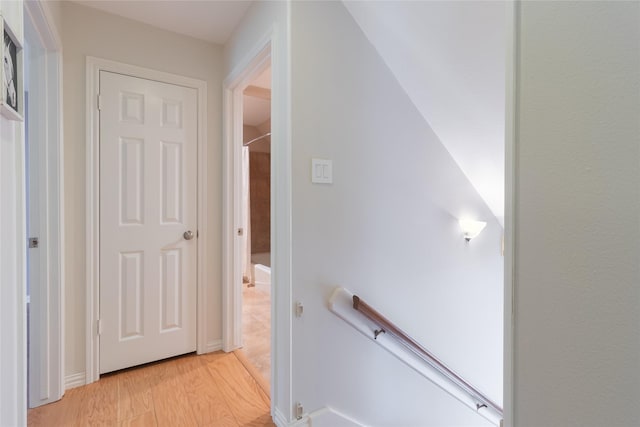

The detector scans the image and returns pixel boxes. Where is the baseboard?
[65,372,86,390]
[66,341,221,390]
[309,407,365,427]
[273,407,289,427]
[204,339,222,353]
[289,407,366,427]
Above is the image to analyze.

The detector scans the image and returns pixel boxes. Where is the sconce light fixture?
[459,219,487,242]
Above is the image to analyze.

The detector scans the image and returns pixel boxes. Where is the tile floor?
[240,283,271,387]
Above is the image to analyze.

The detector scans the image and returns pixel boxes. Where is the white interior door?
[99,71,197,374]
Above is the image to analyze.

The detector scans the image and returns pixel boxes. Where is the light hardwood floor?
[27,352,275,427]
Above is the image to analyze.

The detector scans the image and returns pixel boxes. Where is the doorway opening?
[237,66,272,393]
[223,32,293,420]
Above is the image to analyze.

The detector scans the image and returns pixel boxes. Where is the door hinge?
[295,301,304,318]
[28,237,39,248]
[97,94,103,110]
[97,319,103,335]
[295,402,304,420]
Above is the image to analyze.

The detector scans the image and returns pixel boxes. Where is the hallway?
[27,352,274,426]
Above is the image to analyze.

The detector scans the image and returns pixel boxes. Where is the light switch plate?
[311,158,333,184]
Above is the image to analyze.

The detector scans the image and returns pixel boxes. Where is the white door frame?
[504,1,518,425]
[222,27,293,421]
[24,0,65,408]
[222,44,270,352]
[85,57,209,384]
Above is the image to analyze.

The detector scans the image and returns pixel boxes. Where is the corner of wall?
[64,372,86,390]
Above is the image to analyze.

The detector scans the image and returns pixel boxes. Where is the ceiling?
[72,0,252,44]
[73,1,505,224]
[243,67,271,127]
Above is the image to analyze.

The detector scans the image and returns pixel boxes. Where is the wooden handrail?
[352,295,503,416]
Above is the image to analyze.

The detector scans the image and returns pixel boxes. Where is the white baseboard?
[273,407,289,427]
[290,407,365,427]
[66,341,221,391]
[65,372,86,390]
[204,339,222,353]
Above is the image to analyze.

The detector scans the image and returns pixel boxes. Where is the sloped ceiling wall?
[344,1,506,224]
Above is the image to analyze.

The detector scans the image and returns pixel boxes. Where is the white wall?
[0,1,26,425]
[61,2,224,381]
[514,2,640,426]
[289,2,502,425]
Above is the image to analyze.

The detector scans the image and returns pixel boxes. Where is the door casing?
[222,25,294,422]
[24,0,64,407]
[504,1,517,425]
[222,45,270,354]
[85,57,209,384]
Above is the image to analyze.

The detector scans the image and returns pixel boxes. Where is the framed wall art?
[1,14,23,121]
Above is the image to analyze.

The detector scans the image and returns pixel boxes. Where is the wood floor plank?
[234,350,270,397]
[119,411,157,427]
[117,365,154,421]
[205,353,273,426]
[174,354,238,427]
[241,413,279,427]
[201,413,274,427]
[76,374,119,426]
[149,359,198,427]
[28,352,273,427]
[28,387,85,427]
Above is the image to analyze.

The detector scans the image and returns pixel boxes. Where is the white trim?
[18,112,28,427]
[195,66,209,357]
[64,372,86,390]
[273,5,293,419]
[222,15,293,423]
[290,407,366,427]
[205,339,223,353]
[222,37,271,353]
[24,0,61,50]
[503,1,519,426]
[85,57,209,383]
[23,0,65,409]
[273,407,289,427]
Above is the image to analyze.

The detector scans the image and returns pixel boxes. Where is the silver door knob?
[183,230,194,240]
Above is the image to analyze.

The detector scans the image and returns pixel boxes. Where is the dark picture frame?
[1,14,23,121]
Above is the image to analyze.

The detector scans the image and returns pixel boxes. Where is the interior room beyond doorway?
[238,65,272,392]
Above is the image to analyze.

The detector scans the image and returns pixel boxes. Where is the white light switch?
[311,158,333,184]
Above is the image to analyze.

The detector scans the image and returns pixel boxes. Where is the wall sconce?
[459,219,487,242]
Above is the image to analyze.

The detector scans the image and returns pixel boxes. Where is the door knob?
[183,230,195,240]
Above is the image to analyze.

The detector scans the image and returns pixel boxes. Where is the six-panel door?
[99,71,198,374]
